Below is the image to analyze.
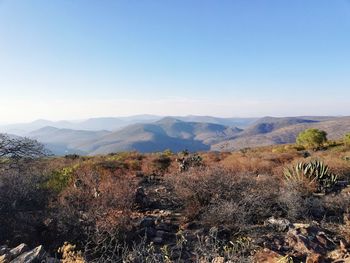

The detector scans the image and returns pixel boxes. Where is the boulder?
[139,217,156,228]
[0,246,9,256]
[10,245,46,263]
[9,244,29,259]
[135,187,149,209]
[264,217,291,232]
[152,237,163,245]
[286,224,336,257]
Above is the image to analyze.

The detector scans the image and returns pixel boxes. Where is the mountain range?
[1,115,349,155]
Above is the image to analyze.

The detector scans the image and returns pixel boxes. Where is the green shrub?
[162,149,173,157]
[45,166,74,193]
[296,128,327,149]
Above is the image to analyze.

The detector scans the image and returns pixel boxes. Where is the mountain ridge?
[3,115,349,155]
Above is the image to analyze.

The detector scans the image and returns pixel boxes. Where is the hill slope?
[22,116,350,155]
[213,116,350,151]
[78,117,241,154]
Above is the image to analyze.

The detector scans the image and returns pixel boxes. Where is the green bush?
[296,128,327,149]
[45,166,74,193]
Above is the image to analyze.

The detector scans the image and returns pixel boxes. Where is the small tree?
[0,134,50,242]
[0,134,48,160]
[344,133,350,147]
[296,128,327,149]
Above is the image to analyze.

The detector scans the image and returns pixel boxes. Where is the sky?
[0,0,350,123]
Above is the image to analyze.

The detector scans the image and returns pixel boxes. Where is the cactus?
[284,160,338,192]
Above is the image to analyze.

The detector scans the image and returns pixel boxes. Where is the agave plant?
[284,160,338,192]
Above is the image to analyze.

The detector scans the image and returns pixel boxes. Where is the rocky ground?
[0,243,57,263]
[132,173,350,262]
[2,173,350,262]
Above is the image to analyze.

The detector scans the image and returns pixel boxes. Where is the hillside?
[78,117,241,154]
[214,116,350,151]
[21,116,350,155]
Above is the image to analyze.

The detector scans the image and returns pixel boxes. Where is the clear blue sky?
[0,0,349,123]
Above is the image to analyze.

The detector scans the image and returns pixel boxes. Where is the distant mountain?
[75,115,162,131]
[175,115,257,128]
[0,115,254,135]
[27,126,110,155]
[241,117,319,136]
[0,119,75,136]
[6,115,350,155]
[77,117,241,155]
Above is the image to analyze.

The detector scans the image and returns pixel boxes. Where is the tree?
[296,128,327,149]
[344,133,350,147]
[0,134,50,241]
[0,134,48,160]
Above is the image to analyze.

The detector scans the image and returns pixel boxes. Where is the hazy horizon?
[1,113,348,126]
[1,0,350,122]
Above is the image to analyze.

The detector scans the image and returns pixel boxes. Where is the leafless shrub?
[53,164,137,252]
[168,167,281,232]
[278,181,324,221]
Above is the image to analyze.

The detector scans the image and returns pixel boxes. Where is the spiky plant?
[284,160,338,192]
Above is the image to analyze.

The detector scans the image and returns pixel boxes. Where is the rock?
[139,217,156,228]
[162,231,176,241]
[135,187,149,208]
[253,249,283,263]
[156,223,178,232]
[0,253,11,263]
[264,217,291,232]
[156,230,165,238]
[152,237,163,245]
[10,245,46,263]
[0,246,9,256]
[9,244,29,259]
[328,241,350,261]
[286,225,336,257]
[212,257,224,263]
